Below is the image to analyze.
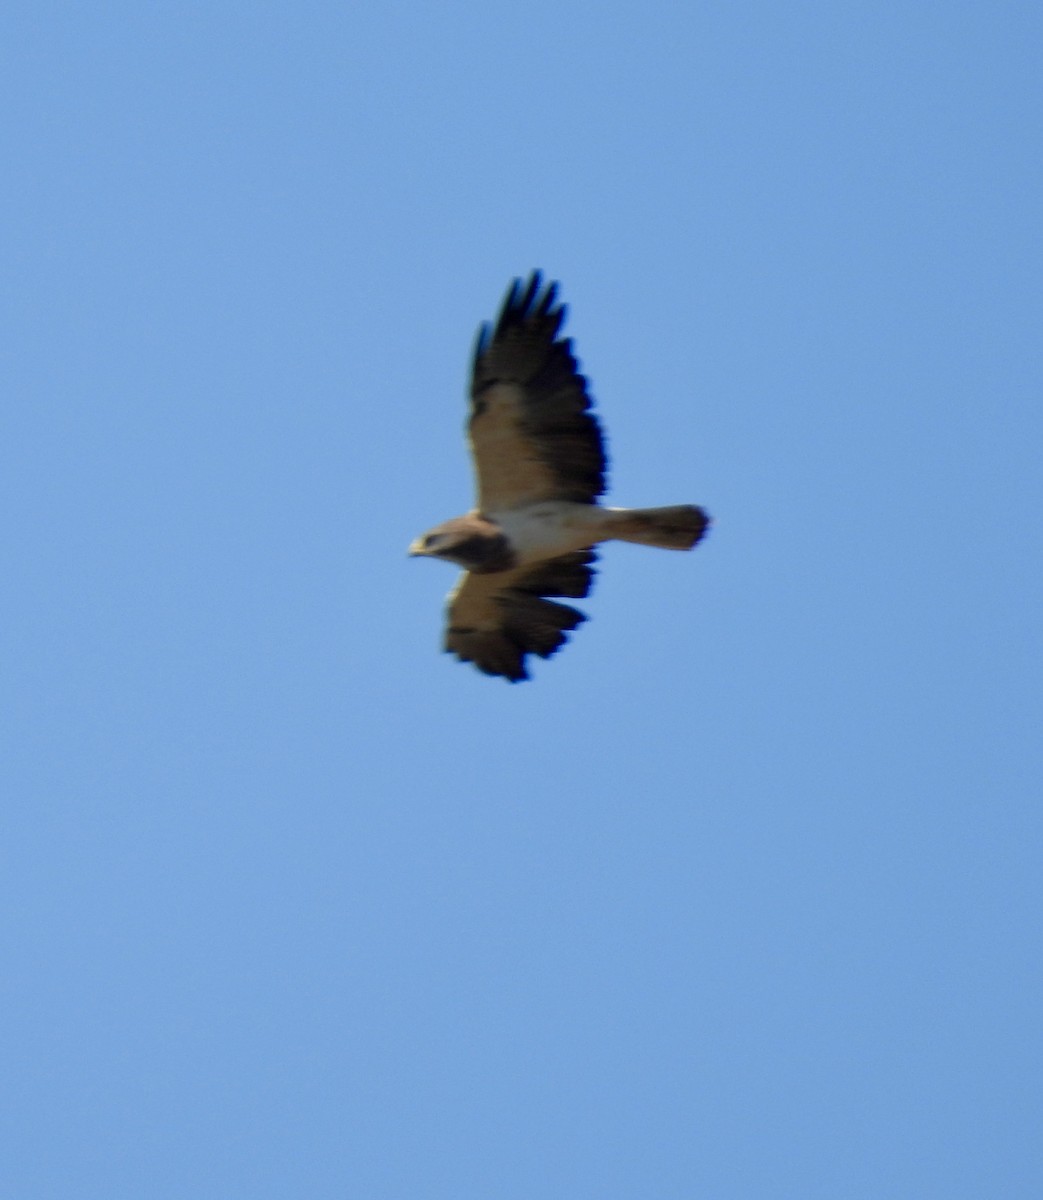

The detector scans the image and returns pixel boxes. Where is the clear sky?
[3,2,1041,1197]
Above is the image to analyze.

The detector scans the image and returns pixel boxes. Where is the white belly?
[490,502,609,565]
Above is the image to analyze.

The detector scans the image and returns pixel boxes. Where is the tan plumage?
[410,272,710,681]
[444,552,595,684]
[468,274,604,510]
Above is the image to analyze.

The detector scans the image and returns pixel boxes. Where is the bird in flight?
[410,272,710,681]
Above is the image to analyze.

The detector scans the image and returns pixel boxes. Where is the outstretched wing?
[468,273,607,511]
[444,550,597,682]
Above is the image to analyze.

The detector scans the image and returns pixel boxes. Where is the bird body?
[411,502,706,571]
[410,273,710,681]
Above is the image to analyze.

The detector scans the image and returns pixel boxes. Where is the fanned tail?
[606,505,710,551]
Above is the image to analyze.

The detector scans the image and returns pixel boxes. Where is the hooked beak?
[407,538,426,558]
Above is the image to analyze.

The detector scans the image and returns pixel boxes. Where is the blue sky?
[3,2,1041,1196]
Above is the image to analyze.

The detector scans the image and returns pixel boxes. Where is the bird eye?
[424,534,440,548]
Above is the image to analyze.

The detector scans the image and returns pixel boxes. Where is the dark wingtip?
[518,271,541,313]
[536,280,557,316]
[471,320,491,374]
[496,270,560,328]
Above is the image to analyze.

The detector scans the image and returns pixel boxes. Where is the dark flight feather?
[469,272,607,506]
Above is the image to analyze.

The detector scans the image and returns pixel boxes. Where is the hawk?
[409,272,710,681]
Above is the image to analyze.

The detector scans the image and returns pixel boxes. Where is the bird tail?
[604,504,710,551]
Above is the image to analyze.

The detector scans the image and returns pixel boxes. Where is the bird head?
[408,526,459,561]
[408,516,515,573]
